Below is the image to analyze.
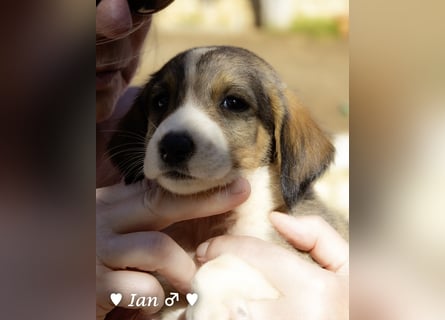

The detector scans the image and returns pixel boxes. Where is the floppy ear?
[276,91,335,209]
[107,92,149,184]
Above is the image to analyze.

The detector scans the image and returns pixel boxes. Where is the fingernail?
[269,211,290,220]
[269,211,293,226]
[195,241,210,262]
[228,178,249,195]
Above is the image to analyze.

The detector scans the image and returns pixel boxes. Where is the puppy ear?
[276,91,335,209]
[107,92,148,184]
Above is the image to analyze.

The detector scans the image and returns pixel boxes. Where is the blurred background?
[1,1,444,319]
[132,0,350,218]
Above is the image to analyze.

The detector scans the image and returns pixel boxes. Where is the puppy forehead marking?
[184,47,218,91]
[160,103,222,137]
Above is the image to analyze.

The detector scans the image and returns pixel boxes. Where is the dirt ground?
[132,30,349,134]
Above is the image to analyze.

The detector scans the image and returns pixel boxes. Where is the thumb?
[96,269,165,319]
[270,212,349,274]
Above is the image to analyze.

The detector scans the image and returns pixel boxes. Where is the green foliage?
[290,17,340,37]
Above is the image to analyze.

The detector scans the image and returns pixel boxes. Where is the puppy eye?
[220,96,249,113]
[153,93,169,109]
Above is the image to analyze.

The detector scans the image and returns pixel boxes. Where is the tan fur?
[281,92,334,190]
[107,46,348,320]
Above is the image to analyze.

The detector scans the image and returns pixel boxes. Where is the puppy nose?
[159,132,195,166]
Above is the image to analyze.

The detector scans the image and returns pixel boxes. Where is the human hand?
[96,179,250,320]
[195,212,349,320]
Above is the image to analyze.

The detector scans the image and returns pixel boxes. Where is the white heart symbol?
[186,293,198,306]
[110,293,122,306]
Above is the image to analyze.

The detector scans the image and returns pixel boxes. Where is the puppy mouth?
[163,170,195,180]
[154,167,238,195]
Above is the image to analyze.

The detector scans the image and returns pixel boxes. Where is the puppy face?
[109,46,334,206]
[143,47,284,194]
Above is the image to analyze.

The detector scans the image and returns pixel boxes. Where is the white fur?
[187,254,280,320]
[158,168,280,320]
[144,47,231,195]
[143,104,234,194]
[184,47,216,85]
[186,168,281,319]
[230,167,278,240]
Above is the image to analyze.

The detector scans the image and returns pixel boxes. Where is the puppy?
[108,46,347,319]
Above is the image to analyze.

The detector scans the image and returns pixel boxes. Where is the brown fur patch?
[277,90,335,208]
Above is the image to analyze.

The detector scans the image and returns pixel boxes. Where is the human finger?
[195,235,312,290]
[98,231,195,293]
[96,180,146,203]
[270,212,349,274]
[99,178,250,233]
[96,269,165,319]
[246,299,289,320]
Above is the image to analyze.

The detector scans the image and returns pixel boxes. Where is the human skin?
[96,180,251,319]
[195,213,349,320]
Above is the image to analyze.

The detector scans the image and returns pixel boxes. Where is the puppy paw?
[186,254,280,320]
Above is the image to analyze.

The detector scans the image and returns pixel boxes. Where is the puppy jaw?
[144,103,237,195]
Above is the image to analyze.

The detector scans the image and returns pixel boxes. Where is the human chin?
[96,90,119,122]
[96,74,126,122]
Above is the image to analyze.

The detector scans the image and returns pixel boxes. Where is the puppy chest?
[227,167,282,241]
